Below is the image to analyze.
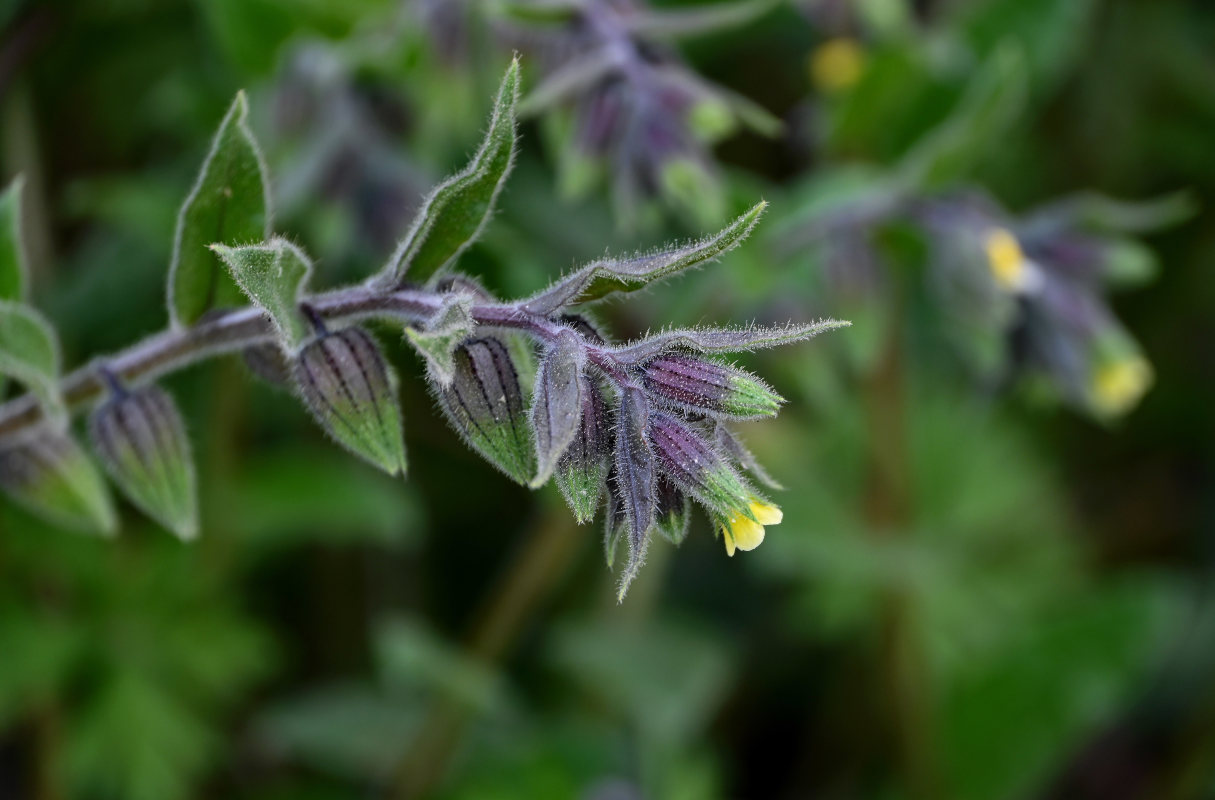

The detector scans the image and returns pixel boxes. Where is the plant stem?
[863,317,943,799]
[389,503,583,799]
[0,287,607,446]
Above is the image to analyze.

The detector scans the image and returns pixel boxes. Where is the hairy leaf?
[0,176,26,301]
[524,201,767,313]
[0,430,116,535]
[529,330,586,487]
[613,319,851,364]
[169,91,272,328]
[380,59,519,286]
[899,45,1028,191]
[404,294,475,385]
[211,238,313,350]
[0,301,65,428]
[90,385,198,540]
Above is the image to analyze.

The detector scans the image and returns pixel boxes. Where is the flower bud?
[648,412,750,515]
[436,336,535,485]
[555,377,609,524]
[654,476,690,546]
[640,353,782,419]
[90,384,198,540]
[0,429,116,535]
[294,327,407,476]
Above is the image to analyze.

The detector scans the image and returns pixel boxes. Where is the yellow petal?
[985,228,1027,292]
[723,514,765,557]
[749,499,783,525]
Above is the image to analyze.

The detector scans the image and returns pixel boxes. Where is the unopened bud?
[649,411,751,517]
[294,327,407,476]
[0,429,116,535]
[436,337,535,485]
[654,476,690,545]
[640,353,782,419]
[555,377,609,524]
[90,383,197,540]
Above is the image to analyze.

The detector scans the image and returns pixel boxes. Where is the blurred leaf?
[942,574,1183,800]
[0,615,86,728]
[549,619,733,747]
[899,45,1028,191]
[954,0,1097,90]
[218,449,421,551]
[375,617,507,714]
[256,683,421,780]
[0,300,65,426]
[169,91,273,328]
[0,176,27,301]
[622,0,779,39]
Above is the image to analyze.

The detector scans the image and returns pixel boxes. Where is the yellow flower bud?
[985,228,1029,292]
[810,38,866,93]
[1091,355,1153,418]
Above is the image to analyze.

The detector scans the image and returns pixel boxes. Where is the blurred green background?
[1,0,1214,798]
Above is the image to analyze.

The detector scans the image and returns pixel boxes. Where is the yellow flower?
[721,499,783,557]
[1091,355,1153,418]
[985,228,1029,292]
[810,38,866,94]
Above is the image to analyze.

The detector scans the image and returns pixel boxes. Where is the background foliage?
[1,0,1214,798]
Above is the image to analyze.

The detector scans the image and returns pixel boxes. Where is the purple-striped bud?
[90,384,197,540]
[640,353,782,419]
[0,429,116,535]
[435,337,536,485]
[612,387,656,601]
[555,377,610,524]
[294,327,407,476]
[648,412,751,518]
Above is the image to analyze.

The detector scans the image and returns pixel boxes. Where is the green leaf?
[0,176,27,301]
[0,430,117,535]
[380,59,519,287]
[489,0,583,25]
[168,91,272,328]
[0,300,65,427]
[210,238,313,350]
[403,294,475,385]
[523,201,767,313]
[899,45,1028,191]
[621,0,779,39]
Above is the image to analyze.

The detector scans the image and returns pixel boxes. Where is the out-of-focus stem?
[389,502,583,799]
[863,317,943,799]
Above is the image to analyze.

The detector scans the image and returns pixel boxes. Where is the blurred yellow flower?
[810,38,866,93]
[722,499,783,556]
[1092,355,1153,418]
[985,228,1029,292]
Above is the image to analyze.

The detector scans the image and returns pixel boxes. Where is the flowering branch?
[0,59,848,598]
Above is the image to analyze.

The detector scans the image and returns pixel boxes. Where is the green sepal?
[168,91,273,328]
[0,430,117,535]
[210,238,314,350]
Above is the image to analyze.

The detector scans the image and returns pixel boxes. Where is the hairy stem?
[0,285,626,445]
